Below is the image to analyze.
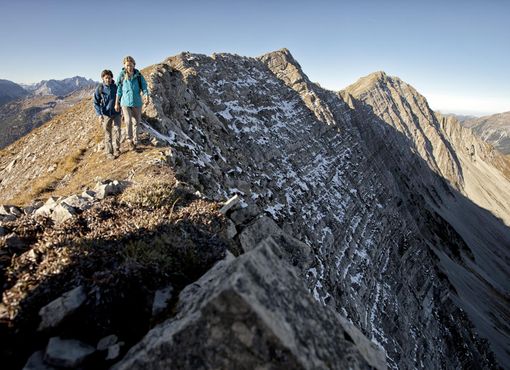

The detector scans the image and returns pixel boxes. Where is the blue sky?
[1,0,509,116]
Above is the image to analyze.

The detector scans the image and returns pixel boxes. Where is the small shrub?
[121,181,178,210]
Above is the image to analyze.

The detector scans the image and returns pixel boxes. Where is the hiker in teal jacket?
[114,56,149,149]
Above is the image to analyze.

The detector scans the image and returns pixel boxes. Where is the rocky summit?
[1,49,509,370]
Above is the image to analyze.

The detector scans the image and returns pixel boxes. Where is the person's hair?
[123,56,136,80]
[101,69,113,78]
[123,56,136,66]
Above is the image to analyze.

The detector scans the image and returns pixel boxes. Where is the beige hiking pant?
[122,106,141,145]
[102,115,121,155]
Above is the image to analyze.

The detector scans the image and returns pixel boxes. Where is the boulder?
[229,203,261,226]
[4,233,27,252]
[81,189,96,200]
[44,337,95,368]
[38,286,87,330]
[0,205,11,216]
[95,180,122,200]
[152,285,174,317]
[61,194,92,211]
[106,344,122,361]
[112,237,386,370]
[50,203,76,225]
[97,335,118,351]
[23,351,57,370]
[0,214,17,222]
[34,197,59,218]
[238,215,313,270]
[0,205,22,218]
[225,219,237,239]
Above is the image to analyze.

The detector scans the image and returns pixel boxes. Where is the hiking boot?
[128,141,136,151]
[113,151,120,159]
[106,153,115,160]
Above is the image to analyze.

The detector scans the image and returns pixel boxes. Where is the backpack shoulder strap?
[137,74,143,91]
[133,69,143,91]
[118,69,125,88]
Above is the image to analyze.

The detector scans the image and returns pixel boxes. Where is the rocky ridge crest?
[1,49,509,369]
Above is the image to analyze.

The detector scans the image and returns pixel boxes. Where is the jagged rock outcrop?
[138,49,508,368]
[113,235,386,370]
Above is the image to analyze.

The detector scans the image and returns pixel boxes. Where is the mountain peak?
[342,70,396,97]
[257,48,303,73]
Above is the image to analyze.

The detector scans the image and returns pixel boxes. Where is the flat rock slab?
[39,286,87,330]
[44,337,95,368]
[61,194,92,211]
[23,351,58,370]
[50,203,76,225]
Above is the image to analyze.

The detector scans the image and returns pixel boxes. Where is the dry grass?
[11,147,88,204]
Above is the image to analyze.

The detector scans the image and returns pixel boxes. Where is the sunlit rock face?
[463,111,510,155]
[140,49,508,369]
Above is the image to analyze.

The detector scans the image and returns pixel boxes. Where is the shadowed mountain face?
[0,79,29,105]
[342,72,510,367]
[462,111,510,155]
[1,49,509,369]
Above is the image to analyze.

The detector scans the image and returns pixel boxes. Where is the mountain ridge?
[0,79,29,105]
[462,111,510,154]
[23,76,96,97]
[1,49,509,369]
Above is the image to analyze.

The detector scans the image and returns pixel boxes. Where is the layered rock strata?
[136,49,506,368]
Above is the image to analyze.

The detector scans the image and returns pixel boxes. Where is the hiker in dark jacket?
[114,56,149,150]
[94,69,121,159]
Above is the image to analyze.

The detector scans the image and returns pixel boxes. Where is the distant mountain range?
[21,76,96,97]
[461,112,510,154]
[0,87,95,149]
[0,79,30,105]
[440,112,477,123]
[0,76,97,149]
[0,76,96,106]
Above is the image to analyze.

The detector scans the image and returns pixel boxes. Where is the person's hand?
[143,95,149,105]
[99,116,103,124]
[115,103,120,112]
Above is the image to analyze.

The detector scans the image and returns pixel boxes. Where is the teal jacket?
[116,68,149,107]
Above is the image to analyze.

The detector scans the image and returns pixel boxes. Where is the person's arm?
[93,87,103,121]
[115,76,122,112]
[115,95,121,112]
